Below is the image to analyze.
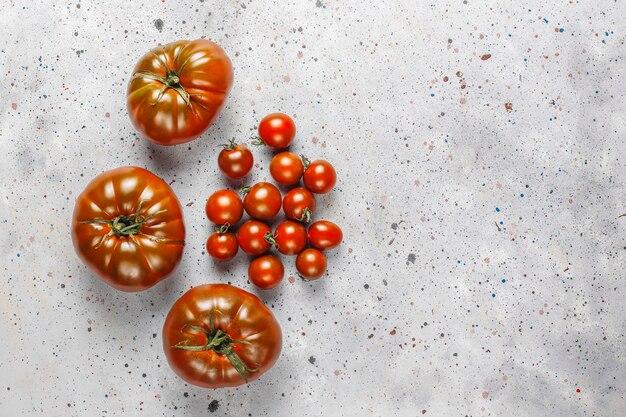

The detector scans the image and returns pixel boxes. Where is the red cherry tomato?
[296,248,327,280]
[283,188,316,223]
[303,159,336,194]
[205,189,243,226]
[218,140,254,179]
[248,255,284,289]
[206,231,238,261]
[237,220,272,256]
[269,220,307,255]
[257,113,296,149]
[269,152,303,186]
[243,182,282,220]
[308,220,343,250]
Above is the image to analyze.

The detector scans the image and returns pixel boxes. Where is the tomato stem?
[239,186,251,196]
[298,208,313,223]
[215,223,230,234]
[251,137,265,146]
[264,231,277,248]
[219,138,238,151]
[301,155,310,169]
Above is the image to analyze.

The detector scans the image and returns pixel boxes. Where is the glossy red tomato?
[282,188,316,223]
[248,255,284,289]
[72,167,185,292]
[242,182,282,220]
[205,189,243,226]
[308,220,343,250]
[296,249,327,280]
[269,152,303,186]
[256,113,296,149]
[163,284,282,388]
[128,39,233,145]
[303,159,336,194]
[269,220,307,255]
[218,140,254,179]
[206,231,238,261]
[237,220,272,256]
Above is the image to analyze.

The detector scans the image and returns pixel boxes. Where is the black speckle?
[183,392,189,398]
[407,253,416,264]
[391,222,398,230]
[308,356,316,364]
[315,0,325,8]
[154,19,164,32]
[208,400,219,412]
[363,284,369,289]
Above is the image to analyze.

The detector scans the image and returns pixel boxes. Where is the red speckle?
[312,137,319,144]
[348,248,353,253]
[43,195,47,198]
[288,276,295,284]
[482,391,489,399]
[505,102,513,112]
[169,179,175,185]
[389,329,397,335]
[155,394,161,398]
[11,103,17,110]
[459,97,467,105]
[484,257,490,264]
[105,112,110,118]
[334,370,341,376]
[68,275,73,279]
[481,54,492,60]
[576,388,581,393]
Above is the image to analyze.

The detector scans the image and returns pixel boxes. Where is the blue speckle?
[499,221,503,225]
[501,278,506,283]
[559,28,564,33]
[520,193,525,198]
[495,207,500,212]
[430,93,435,97]
[491,293,496,298]
[543,18,549,23]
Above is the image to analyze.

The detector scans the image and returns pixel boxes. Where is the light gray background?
[1,0,624,416]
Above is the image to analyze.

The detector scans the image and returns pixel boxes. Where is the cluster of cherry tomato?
[204,113,343,289]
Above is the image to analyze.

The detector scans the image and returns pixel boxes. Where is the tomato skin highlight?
[307,220,343,250]
[206,232,238,261]
[237,220,272,256]
[205,190,243,226]
[127,39,233,146]
[243,182,282,220]
[248,255,284,289]
[296,248,327,280]
[272,220,307,255]
[282,188,316,222]
[303,160,336,194]
[269,152,303,186]
[163,284,282,388]
[71,166,185,292]
[218,142,254,180]
[257,113,296,149]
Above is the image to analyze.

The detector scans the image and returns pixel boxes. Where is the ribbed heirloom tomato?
[71,167,185,292]
[163,284,282,388]
[127,39,233,145]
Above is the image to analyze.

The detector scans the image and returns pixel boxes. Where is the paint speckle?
[208,400,220,412]
[11,103,17,110]
[504,102,513,112]
[481,54,492,60]
[154,19,164,32]
[308,356,316,364]
[407,253,416,264]
[482,391,489,399]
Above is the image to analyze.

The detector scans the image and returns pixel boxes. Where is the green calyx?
[219,138,238,151]
[298,207,313,223]
[301,155,311,169]
[172,311,258,382]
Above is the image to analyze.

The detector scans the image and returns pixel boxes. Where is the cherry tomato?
[205,189,243,226]
[163,284,282,388]
[296,248,327,280]
[242,182,282,220]
[269,152,303,186]
[256,113,296,149]
[248,255,284,289]
[303,159,336,194]
[206,231,238,261]
[269,220,307,255]
[218,140,254,179]
[308,220,343,250]
[283,188,316,223]
[237,220,272,255]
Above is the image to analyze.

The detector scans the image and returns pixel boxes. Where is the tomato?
[71,167,185,292]
[296,249,327,280]
[269,152,303,186]
[303,159,336,194]
[256,113,296,149]
[205,189,243,226]
[163,283,282,388]
[237,220,272,255]
[206,230,238,261]
[308,220,343,250]
[248,255,284,289]
[218,140,254,179]
[268,220,307,255]
[282,188,316,223]
[242,182,282,220]
[127,39,233,146]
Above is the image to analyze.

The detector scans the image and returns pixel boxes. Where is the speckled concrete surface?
[1,1,625,416]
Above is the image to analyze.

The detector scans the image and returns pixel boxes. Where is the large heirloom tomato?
[163,284,282,388]
[71,167,185,292]
[127,39,233,145]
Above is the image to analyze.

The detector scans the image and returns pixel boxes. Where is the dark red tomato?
[206,231,238,261]
[242,182,282,220]
[296,248,327,280]
[218,140,254,179]
[269,152,303,186]
[283,188,316,223]
[205,189,243,226]
[303,159,336,194]
[163,284,282,388]
[308,220,343,250]
[256,113,296,149]
[237,220,272,256]
[269,220,307,255]
[248,255,284,290]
